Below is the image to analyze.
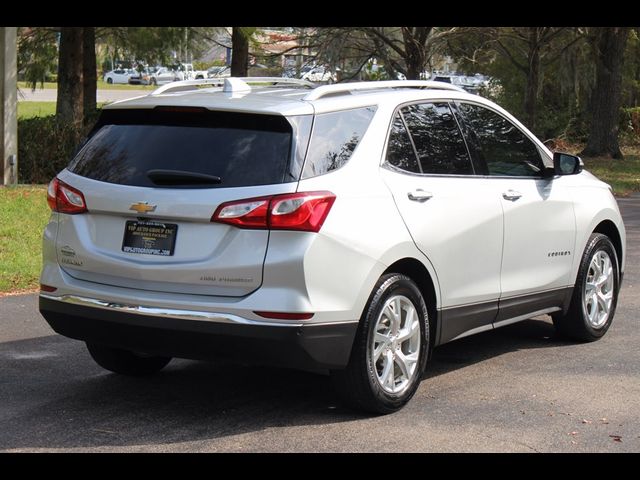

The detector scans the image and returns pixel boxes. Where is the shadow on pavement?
[0,315,572,451]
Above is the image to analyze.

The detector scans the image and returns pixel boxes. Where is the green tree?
[582,27,632,159]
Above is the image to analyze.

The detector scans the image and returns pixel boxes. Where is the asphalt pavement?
[1,197,639,452]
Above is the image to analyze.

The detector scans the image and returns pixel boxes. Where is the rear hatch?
[54,107,310,297]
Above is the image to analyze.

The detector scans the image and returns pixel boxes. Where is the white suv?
[39,78,626,413]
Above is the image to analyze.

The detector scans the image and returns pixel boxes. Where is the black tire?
[106,77,113,84]
[331,273,429,414]
[553,233,619,342]
[86,343,171,376]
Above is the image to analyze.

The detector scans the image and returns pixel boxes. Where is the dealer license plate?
[122,220,178,256]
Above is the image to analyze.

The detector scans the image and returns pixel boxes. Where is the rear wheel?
[331,274,429,414]
[87,343,171,376]
[553,233,619,341]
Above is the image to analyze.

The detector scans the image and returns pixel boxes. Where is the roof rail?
[151,77,315,95]
[302,80,466,101]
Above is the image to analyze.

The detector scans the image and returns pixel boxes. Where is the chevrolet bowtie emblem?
[129,202,157,214]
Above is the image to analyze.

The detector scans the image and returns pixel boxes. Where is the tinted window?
[301,106,376,179]
[68,109,296,189]
[402,103,473,175]
[385,112,420,173]
[457,102,544,177]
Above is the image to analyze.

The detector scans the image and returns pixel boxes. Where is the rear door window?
[400,103,474,175]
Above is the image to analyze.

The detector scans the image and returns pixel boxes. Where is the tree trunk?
[56,27,83,133]
[401,27,428,80]
[523,28,541,131]
[82,26,97,123]
[231,27,249,77]
[582,27,631,159]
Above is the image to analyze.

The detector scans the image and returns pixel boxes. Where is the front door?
[454,101,576,322]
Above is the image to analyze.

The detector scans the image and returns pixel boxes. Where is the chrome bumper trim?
[39,293,306,328]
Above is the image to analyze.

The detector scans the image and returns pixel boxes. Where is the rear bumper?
[39,295,358,371]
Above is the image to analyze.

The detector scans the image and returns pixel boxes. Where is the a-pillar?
[1,27,17,186]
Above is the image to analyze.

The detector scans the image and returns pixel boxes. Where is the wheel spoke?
[391,297,402,335]
[597,291,612,314]
[380,350,395,390]
[397,318,419,344]
[395,350,418,381]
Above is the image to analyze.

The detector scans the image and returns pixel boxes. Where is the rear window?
[68,109,308,189]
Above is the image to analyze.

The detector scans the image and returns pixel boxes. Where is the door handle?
[407,189,433,202]
[502,190,522,201]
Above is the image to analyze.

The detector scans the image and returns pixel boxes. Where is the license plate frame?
[122,220,178,256]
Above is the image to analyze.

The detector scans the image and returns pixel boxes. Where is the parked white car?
[103,69,134,84]
[40,78,625,414]
[149,67,179,86]
[175,63,209,80]
[301,65,336,83]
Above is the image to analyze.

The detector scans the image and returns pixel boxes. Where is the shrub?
[620,107,640,146]
[18,112,100,184]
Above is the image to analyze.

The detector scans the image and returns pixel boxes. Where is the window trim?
[453,99,552,180]
[381,99,477,178]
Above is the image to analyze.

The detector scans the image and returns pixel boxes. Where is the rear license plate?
[122,220,178,256]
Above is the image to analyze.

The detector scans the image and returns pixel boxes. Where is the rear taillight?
[47,178,87,214]
[212,191,336,233]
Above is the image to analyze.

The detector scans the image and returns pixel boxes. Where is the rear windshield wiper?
[147,169,222,186]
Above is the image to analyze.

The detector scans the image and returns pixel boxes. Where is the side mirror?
[553,152,583,176]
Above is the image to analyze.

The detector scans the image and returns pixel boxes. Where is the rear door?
[55,108,305,297]
[380,102,503,342]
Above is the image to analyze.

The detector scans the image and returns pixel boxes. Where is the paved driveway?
[1,197,638,452]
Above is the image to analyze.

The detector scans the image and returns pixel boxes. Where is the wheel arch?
[593,219,623,272]
[382,257,439,351]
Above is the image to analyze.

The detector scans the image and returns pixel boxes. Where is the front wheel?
[331,274,429,414]
[106,77,113,84]
[553,233,620,341]
[87,343,171,376]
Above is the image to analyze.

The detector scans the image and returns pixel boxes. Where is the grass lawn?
[583,153,640,196]
[17,101,57,119]
[18,101,109,119]
[18,80,155,91]
[0,185,49,293]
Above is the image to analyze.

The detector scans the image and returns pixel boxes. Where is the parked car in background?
[174,63,209,81]
[103,69,134,84]
[128,68,154,86]
[432,73,491,95]
[149,67,179,86]
[207,66,231,79]
[301,65,336,83]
